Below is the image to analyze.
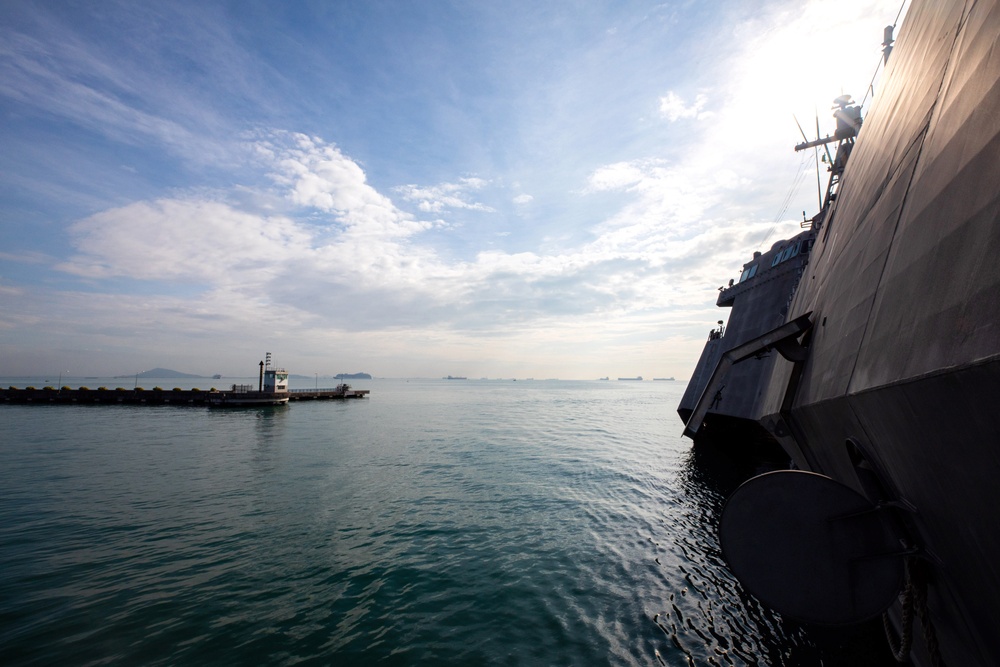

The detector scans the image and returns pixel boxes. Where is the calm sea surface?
[1,378,890,665]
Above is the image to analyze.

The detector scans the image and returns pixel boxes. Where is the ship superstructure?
[677,225,816,451]
[678,96,859,452]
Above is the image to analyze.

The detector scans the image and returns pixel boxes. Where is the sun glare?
[731,0,905,142]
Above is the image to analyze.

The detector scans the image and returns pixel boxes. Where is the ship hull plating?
[753,1,1000,664]
[679,1,1000,664]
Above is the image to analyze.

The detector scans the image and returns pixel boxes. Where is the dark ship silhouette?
[678,2,1000,665]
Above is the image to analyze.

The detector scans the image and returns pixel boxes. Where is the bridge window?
[780,243,798,262]
[770,241,805,268]
[738,263,759,283]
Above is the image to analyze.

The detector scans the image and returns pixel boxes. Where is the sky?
[0,0,907,379]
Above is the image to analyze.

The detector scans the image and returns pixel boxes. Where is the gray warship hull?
[760,2,1000,663]
[680,1,1000,664]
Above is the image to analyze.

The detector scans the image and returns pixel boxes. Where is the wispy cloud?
[658,91,712,122]
[0,0,906,377]
[0,250,52,264]
[0,24,228,166]
[53,129,747,338]
[394,177,496,214]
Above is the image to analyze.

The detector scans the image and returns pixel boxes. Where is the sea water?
[0,378,890,665]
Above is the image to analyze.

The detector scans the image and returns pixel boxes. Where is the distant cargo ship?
[617,376,642,381]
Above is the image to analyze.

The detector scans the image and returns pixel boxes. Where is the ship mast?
[792,95,862,229]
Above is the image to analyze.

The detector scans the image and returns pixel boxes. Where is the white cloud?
[659,91,712,122]
[394,177,495,214]
[4,0,905,377]
[261,133,434,239]
[59,199,310,286]
[51,125,753,350]
[55,134,473,324]
[584,161,648,193]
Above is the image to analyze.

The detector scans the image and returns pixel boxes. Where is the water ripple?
[1,381,891,665]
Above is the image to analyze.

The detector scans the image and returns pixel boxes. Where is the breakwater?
[1,386,369,405]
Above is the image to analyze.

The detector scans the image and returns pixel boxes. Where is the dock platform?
[1,385,369,406]
[288,387,370,400]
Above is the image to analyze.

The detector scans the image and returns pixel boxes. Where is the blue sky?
[1,0,905,379]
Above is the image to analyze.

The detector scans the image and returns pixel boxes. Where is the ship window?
[738,263,759,283]
[771,251,783,267]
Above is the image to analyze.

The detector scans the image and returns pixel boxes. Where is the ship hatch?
[720,470,904,625]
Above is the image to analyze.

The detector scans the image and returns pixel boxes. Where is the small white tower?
[262,352,289,393]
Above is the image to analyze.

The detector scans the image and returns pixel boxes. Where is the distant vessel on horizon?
[617,376,642,381]
[443,375,467,380]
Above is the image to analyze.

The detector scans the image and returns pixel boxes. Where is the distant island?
[443,375,467,380]
[336,372,372,380]
[618,376,643,381]
[653,377,676,381]
[115,368,202,379]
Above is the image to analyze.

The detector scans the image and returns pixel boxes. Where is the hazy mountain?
[115,368,203,379]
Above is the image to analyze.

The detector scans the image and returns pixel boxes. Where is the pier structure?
[3,352,369,406]
[0,385,369,405]
[288,386,370,400]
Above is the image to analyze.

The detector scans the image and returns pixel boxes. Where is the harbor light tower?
[262,352,288,393]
